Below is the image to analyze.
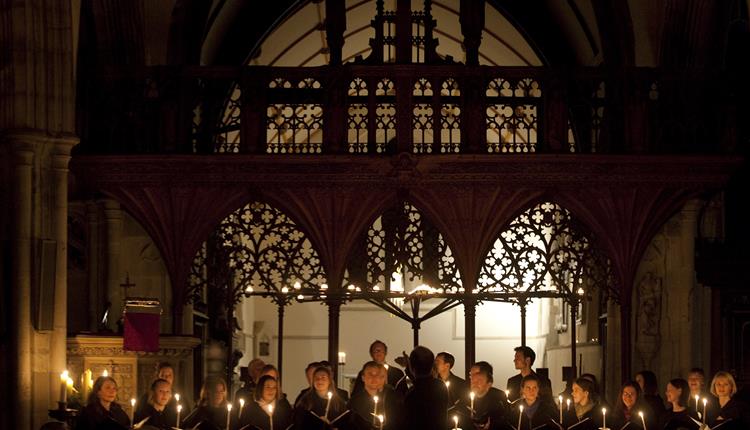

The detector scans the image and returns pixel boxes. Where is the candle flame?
[178,404,182,412]
[175,393,180,402]
[60,370,69,381]
[102,369,108,377]
[445,381,450,388]
[131,398,136,407]
[453,415,458,424]
[227,403,232,411]
[702,398,707,405]
[377,414,384,423]
[470,392,475,400]
[373,395,379,403]
[602,407,607,414]
[520,405,524,412]
[240,398,245,407]
[268,404,274,414]
[327,391,333,399]
[638,411,644,418]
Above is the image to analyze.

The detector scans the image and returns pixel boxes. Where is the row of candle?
[59,368,113,404]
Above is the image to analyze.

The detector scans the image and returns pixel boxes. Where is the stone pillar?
[49,138,78,405]
[11,140,35,430]
[101,199,123,330]
[86,201,101,331]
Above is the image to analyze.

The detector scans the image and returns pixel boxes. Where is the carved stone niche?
[67,335,201,416]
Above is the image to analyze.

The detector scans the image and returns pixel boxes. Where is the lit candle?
[267,404,274,430]
[373,395,379,416]
[506,390,511,403]
[518,405,524,430]
[694,394,699,414]
[66,377,74,398]
[60,371,69,404]
[559,395,563,423]
[566,398,571,411]
[338,352,346,365]
[445,381,451,390]
[602,407,607,430]
[377,414,384,430]
[324,391,332,420]
[639,411,647,430]
[702,398,707,425]
[175,393,181,403]
[130,398,136,424]
[239,398,245,419]
[102,369,108,377]
[470,392,475,417]
[453,415,459,430]
[384,364,389,371]
[226,403,232,430]
[176,404,182,428]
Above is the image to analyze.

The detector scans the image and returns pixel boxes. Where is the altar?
[66,335,201,416]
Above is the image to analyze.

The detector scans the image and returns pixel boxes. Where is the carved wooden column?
[325,0,346,66]
[327,300,342,381]
[463,298,476,378]
[459,0,484,66]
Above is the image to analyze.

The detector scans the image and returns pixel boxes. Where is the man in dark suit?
[352,340,408,395]
[435,351,469,406]
[404,346,449,430]
[506,346,552,405]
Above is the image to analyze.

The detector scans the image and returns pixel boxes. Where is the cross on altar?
[120,273,136,299]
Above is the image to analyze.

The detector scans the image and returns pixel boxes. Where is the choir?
[74,343,750,430]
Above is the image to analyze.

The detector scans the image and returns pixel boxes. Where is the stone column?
[11,139,35,430]
[86,201,101,331]
[101,199,123,330]
[49,137,78,405]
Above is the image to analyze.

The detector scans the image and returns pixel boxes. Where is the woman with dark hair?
[293,366,350,429]
[660,378,699,430]
[238,375,293,430]
[259,364,287,400]
[181,376,233,430]
[611,381,655,430]
[708,371,750,428]
[508,374,560,430]
[635,370,665,416]
[76,376,131,430]
[133,378,177,429]
[562,377,602,430]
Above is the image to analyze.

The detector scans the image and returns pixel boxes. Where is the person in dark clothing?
[351,340,408,396]
[453,361,509,430]
[563,377,602,430]
[348,361,404,430]
[635,370,665,417]
[181,376,234,430]
[135,362,182,422]
[707,371,750,429]
[133,378,178,429]
[506,346,552,405]
[687,367,718,417]
[76,376,131,430]
[293,361,321,407]
[611,380,656,430]
[404,346,448,430]
[236,358,266,408]
[435,351,469,407]
[293,365,350,429]
[508,374,560,430]
[238,375,293,430]
[660,378,699,430]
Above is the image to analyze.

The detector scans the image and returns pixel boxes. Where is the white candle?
[694,394,699,413]
[176,404,182,428]
[338,352,346,365]
[470,392,475,417]
[639,411,647,430]
[239,398,245,419]
[559,395,563,423]
[702,398,707,425]
[102,369,108,377]
[130,398,136,424]
[518,405,524,430]
[566,398,571,411]
[602,407,607,430]
[324,391,333,420]
[226,403,232,430]
[373,395,379,416]
[377,414,384,430]
[506,390,511,403]
[60,371,69,404]
[453,415,459,430]
[267,404,274,430]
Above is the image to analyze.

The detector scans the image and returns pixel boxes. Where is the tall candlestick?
[130,398,136,424]
[702,398,707,425]
[226,403,232,430]
[639,411,647,430]
[470,392,475,417]
[268,404,274,430]
[559,395,563,423]
[602,407,607,430]
[518,405,524,430]
[60,371,69,404]
[453,415,459,430]
[325,392,333,420]
[176,404,182,428]
[239,398,245,419]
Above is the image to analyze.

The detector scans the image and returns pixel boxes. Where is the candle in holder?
[176,404,182,428]
[453,415,459,430]
[239,398,245,419]
[602,407,607,430]
[702,398,707,425]
[558,395,563,423]
[324,392,333,420]
[226,403,232,430]
[130,398,136,424]
[638,411,647,430]
[518,405,524,430]
[470,392,475,417]
[267,404,274,430]
[60,371,69,404]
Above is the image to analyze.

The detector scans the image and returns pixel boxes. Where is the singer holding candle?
[659,379,699,430]
[238,375,292,430]
[133,378,177,429]
[509,375,559,430]
[611,381,655,430]
[564,377,603,430]
[348,361,404,430]
[708,371,750,428]
[454,362,509,430]
[292,366,348,429]
[75,376,131,430]
[435,352,468,406]
[181,376,235,430]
